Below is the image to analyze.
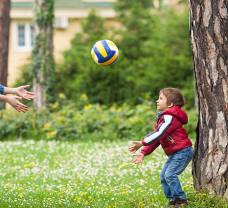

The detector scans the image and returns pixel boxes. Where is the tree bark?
[33,0,55,109]
[190,0,228,199]
[0,0,10,86]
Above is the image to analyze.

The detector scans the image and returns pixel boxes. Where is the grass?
[0,140,227,208]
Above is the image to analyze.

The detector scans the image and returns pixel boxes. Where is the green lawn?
[0,140,227,208]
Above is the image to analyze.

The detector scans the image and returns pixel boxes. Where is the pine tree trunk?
[0,0,10,86]
[190,0,228,199]
[32,0,55,109]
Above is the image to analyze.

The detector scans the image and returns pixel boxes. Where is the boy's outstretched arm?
[141,140,160,155]
[129,140,160,163]
[141,114,176,146]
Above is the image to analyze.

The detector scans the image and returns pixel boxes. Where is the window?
[18,25,25,47]
[16,23,33,51]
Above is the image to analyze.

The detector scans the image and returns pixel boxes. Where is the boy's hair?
[160,88,185,107]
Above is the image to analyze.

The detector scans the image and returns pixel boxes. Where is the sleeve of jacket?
[141,140,160,156]
[0,84,4,94]
[141,114,177,146]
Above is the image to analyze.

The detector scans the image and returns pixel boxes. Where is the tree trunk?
[32,0,55,109]
[190,0,228,199]
[0,0,10,86]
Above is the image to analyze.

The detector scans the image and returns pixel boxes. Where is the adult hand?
[15,85,35,100]
[5,95,29,112]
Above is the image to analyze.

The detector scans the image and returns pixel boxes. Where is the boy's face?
[156,92,172,111]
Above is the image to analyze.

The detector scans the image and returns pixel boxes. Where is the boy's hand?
[133,153,144,164]
[128,141,143,153]
[15,85,35,100]
[5,95,29,112]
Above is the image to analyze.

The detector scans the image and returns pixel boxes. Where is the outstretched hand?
[128,141,143,153]
[15,85,35,100]
[133,153,144,164]
[5,95,29,112]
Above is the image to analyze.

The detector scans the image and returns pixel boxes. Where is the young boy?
[0,84,34,112]
[129,88,193,207]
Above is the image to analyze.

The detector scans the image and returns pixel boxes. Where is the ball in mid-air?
[91,40,119,66]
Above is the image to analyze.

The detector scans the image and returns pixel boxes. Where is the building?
[9,0,116,85]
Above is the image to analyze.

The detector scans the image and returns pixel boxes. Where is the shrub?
[0,102,197,142]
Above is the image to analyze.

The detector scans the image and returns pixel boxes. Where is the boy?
[0,84,34,112]
[129,88,193,207]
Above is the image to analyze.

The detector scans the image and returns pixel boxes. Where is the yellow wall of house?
[53,19,82,62]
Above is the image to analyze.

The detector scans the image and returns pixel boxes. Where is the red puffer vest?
[141,106,192,156]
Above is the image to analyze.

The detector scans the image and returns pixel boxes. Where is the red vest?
[141,106,192,156]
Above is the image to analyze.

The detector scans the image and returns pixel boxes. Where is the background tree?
[0,0,10,89]
[115,0,193,106]
[32,0,55,109]
[190,0,228,199]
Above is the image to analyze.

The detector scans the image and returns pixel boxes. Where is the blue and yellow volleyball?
[91,40,119,66]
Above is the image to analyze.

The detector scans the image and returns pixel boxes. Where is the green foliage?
[188,191,228,208]
[54,5,194,106]
[114,0,153,60]
[81,9,105,43]
[0,102,197,141]
[17,1,194,108]
[186,108,198,140]
[14,63,33,87]
[35,0,54,27]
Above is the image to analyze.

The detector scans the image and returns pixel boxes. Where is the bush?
[186,108,198,140]
[0,102,197,142]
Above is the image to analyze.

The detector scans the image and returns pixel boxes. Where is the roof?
[11,0,114,9]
